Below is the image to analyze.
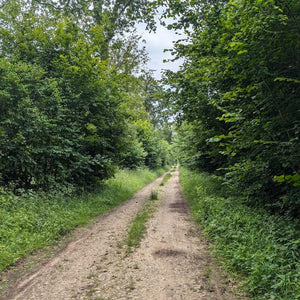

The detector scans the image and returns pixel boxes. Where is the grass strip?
[126,192,158,252]
[0,167,167,274]
[159,173,172,186]
[180,167,300,300]
[126,170,173,252]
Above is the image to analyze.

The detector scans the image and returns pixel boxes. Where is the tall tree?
[0,0,172,191]
[165,0,300,216]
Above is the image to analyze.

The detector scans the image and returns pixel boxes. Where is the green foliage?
[174,121,226,173]
[133,120,171,169]
[0,168,166,273]
[165,0,300,216]
[0,51,122,189]
[180,168,300,299]
[0,0,170,191]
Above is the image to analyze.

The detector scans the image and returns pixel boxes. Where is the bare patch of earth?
[1,169,244,300]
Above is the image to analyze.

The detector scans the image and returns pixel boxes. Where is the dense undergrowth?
[0,167,166,274]
[180,168,300,300]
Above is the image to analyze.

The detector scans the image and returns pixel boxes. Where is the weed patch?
[180,168,300,300]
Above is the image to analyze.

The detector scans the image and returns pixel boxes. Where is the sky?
[136,21,184,80]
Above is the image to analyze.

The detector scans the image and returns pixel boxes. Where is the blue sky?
[136,21,184,80]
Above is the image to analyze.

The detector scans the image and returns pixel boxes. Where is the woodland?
[166,0,299,218]
[0,0,298,213]
[0,0,299,299]
[0,0,172,192]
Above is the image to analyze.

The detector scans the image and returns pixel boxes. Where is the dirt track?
[1,169,239,299]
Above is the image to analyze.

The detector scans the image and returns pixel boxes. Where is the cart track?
[1,169,240,300]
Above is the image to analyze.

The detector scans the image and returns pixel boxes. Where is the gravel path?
[1,169,239,300]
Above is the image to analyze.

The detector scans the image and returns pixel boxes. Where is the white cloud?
[136,22,184,79]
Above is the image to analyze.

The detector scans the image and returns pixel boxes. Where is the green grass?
[126,191,158,252]
[150,189,158,200]
[0,167,167,274]
[180,167,300,300]
[125,171,173,252]
[159,173,172,186]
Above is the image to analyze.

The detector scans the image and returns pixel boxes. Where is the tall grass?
[180,167,300,300]
[0,167,166,273]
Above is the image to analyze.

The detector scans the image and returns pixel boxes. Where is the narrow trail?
[1,169,239,300]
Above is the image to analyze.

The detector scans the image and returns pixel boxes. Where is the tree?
[165,0,300,216]
[0,0,171,191]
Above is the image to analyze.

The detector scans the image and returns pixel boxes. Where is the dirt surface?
[1,169,240,300]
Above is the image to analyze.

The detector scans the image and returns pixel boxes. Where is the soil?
[0,169,241,300]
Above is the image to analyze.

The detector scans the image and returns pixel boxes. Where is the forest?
[0,0,174,192]
[0,0,299,299]
[165,0,299,218]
